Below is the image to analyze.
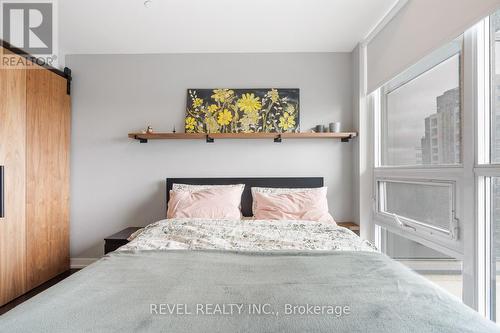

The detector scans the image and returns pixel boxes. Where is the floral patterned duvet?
[118,218,377,252]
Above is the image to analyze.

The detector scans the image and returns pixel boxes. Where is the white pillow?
[251,186,326,214]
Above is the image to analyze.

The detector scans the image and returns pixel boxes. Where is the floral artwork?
[185,88,300,133]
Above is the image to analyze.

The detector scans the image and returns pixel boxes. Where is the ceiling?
[59,0,398,55]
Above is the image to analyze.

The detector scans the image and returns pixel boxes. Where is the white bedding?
[119,218,376,252]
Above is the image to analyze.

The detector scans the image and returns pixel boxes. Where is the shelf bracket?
[341,134,353,143]
[274,134,282,143]
[206,135,214,143]
[134,135,148,143]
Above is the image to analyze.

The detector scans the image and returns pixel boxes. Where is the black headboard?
[166,177,324,217]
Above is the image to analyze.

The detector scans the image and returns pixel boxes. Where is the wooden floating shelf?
[128,132,357,143]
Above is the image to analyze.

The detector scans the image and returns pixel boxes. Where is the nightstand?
[337,222,360,236]
[104,227,142,254]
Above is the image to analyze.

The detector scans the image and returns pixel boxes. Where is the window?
[378,180,456,236]
[490,177,500,320]
[381,228,463,299]
[371,9,500,318]
[381,47,461,167]
[492,12,500,163]
[477,11,500,321]
[374,38,464,254]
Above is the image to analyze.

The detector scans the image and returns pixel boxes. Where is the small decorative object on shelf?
[146,126,154,134]
[173,125,176,133]
[329,122,341,133]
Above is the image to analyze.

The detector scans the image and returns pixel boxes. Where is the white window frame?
[474,15,491,319]
[362,12,500,311]
[379,40,462,169]
[475,14,500,320]
[361,11,500,316]
[373,172,465,258]
[376,179,457,238]
[369,22,483,310]
[373,38,466,258]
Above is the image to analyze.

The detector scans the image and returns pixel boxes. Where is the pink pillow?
[252,187,336,223]
[167,187,243,219]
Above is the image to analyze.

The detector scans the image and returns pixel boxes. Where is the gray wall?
[66,52,354,258]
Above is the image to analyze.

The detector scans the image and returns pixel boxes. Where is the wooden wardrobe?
[0,47,71,306]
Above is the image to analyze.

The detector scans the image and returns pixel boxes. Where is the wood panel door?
[26,68,70,289]
[0,65,27,305]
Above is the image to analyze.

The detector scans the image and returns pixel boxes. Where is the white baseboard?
[70,258,98,269]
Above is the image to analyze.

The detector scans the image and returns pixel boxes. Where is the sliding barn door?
[26,68,70,289]
[0,63,27,305]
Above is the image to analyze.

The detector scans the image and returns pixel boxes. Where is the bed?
[1,177,499,333]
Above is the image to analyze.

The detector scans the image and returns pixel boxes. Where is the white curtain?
[367,0,500,93]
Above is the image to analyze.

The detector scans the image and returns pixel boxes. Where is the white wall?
[66,52,354,258]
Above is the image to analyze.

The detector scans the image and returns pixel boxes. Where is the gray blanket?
[1,250,499,333]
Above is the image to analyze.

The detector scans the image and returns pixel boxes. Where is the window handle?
[451,218,459,240]
[392,214,416,232]
[392,214,404,227]
[404,224,416,232]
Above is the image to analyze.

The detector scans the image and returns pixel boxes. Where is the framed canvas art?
[185,88,299,133]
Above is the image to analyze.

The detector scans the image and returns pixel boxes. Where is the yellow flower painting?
[268,89,280,103]
[186,88,299,133]
[211,89,234,103]
[217,109,233,126]
[192,98,203,108]
[237,93,262,113]
[278,112,296,131]
[185,117,196,132]
[207,104,219,114]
